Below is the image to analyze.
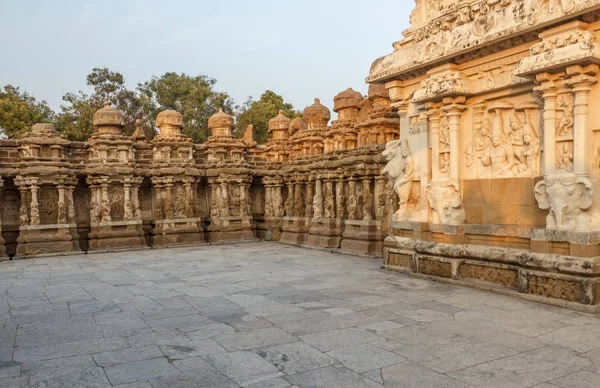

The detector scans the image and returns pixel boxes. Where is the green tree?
[137,72,234,143]
[56,68,144,141]
[0,85,55,139]
[235,90,300,144]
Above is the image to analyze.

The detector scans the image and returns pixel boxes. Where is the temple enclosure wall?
[4,0,600,311]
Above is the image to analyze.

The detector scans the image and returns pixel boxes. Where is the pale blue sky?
[0,0,411,113]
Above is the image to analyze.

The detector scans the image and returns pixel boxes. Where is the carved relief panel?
[38,186,58,225]
[1,189,20,227]
[109,184,125,222]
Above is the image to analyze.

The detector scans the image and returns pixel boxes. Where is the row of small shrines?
[0,86,399,258]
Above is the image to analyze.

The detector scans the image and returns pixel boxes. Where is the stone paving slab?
[0,242,599,387]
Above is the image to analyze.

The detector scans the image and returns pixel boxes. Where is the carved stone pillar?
[18,185,30,226]
[100,182,111,223]
[57,185,67,224]
[285,182,294,217]
[374,177,387,221]
[66,185,76,224]
[239,182,249,217]
[264,186,273,217]
[305,181,314,218]
[426,103,442,180]
[565,64,598,174]
[347,179,358,221]
[210,183,219,218]
[396,99,409,138]
[123,182,134,221]
[336,178,345,220]
[274,184,283,217]
[164,182,174,220]
[362,177,373,221]
[219,182,229,218]
[535,73,563,174]
[442,97,467,181]
[293,182,303,217]
[324,180,335,219]
[154,182,164,220]
[184,180,194,218]
[132,182,142,221]
[29,183,40,226]
[313,179,323,219]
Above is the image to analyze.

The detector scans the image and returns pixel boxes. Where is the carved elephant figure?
[426,183,465,225]
[534,175,593,231]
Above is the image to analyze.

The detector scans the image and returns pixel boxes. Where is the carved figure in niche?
[556,95,573,136]
[362,190,373,221]
[465,119,493,167]
[382,139,414,218]
[210,188,219,218]
[265,194,274,218]
[440,153,450,174]
[516,126,541,175]
[558,142,574,172]
[439,116,450,148]
[508,114,524,147]
[324,184,335,219]
[535,175,592,231]
[480,124,518,177]
[174,185,186,218]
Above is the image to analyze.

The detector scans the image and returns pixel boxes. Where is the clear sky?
[0,0,411,113]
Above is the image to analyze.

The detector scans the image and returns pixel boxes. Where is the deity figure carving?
[465,119,494,167]
[439,116,450,148]
[382,139,415,219]
[535,174,593,231]
[174,185,186,218]
[480,126,518,177]
[440,153,450,174]
[557,142,574,172]
[516,126,541,175]
[507,114,524,147]
[556,95,574,137]
[347,182,358,221]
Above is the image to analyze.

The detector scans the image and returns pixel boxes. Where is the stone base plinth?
[280,217,310,245]
[205,216,256,243]
[340,220,384,257]
[383,228,600,310]
[254,217,282,241]
[306,218,343,249]
[153,218,204,247]
[15,224,80,257]
[88,221,146,252]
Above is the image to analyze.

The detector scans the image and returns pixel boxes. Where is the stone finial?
[333,88,363,113]
[93,101,125,128]
[30,123,58,136]
[155,110,184,140]
[242,125,257,147]
[208,108,234,138]
[268,110,292,133]
[304,98,330,130]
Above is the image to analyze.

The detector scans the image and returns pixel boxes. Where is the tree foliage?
[235,90,300,144]
[56,68,143,141]
[0,85,55,139]
[137,73,234,143]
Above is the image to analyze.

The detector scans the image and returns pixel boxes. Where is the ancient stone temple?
[370,0,600,310]
[3,0,600,311]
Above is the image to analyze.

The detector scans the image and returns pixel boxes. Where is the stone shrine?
[3,0,600,311]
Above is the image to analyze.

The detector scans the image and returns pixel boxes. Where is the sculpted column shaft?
[19,186,29,226]
[101,183,111,223]
[210,184,219,218]
[285,183,294,217]
[240,182,249,217]
[30,184,40,225]
[123,183,133,221]
[264,186,273,217]
[305,181,314,218]
[336,178,345,220]
[313,179,323,219]
[184,181,193,218]
[347,179,358,221]
[132,184,141,220]
[89,185,99,223]
[220,182,229,217]
[362,178,373,221]
[155,183,164,220]
[324,180,334,219]
[294,182,303,217]
[66,186,75,223]
[535,73,562,174]
[57,185,67,224]
[443,98,467,181]
[274,185,283,218]
[397,100,409,139]
[164,183,174,219]
[566,65,598,174]
[426,104,442,181]
[375,177,387,221]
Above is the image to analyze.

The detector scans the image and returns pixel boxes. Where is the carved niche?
[38,186,59,225]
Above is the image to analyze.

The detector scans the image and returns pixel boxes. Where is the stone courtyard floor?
[1,243,600,387]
